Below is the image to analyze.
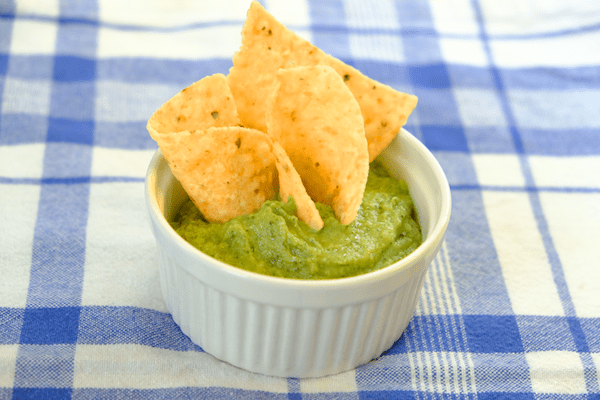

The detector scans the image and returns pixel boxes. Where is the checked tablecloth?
[1,0,600,398]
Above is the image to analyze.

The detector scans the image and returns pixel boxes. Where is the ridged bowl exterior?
[145,129,451,378]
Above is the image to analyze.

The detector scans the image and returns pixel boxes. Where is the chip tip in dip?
[272,141,324,231]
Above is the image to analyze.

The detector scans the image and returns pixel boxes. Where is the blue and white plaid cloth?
[1,0,599,398]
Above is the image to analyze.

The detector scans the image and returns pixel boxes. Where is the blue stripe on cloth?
[308,0,351,62]
[77,306,203,352]
[53,56,96,82]
[520,128,600,156]
[385,314,469,355]
[422,125,469,152]
[447,65,497,88]
[26,179,90,306]
[357,352,532,394]
[414,90,464,127]
[451,185,600,193]
[0,12,245,34]
[478,393,535,400]
[462,127,515,154]
[408,64,452,89]
[463,315,524,353]
[471,0,599,393]
[0,53,7,76]
[287,378,301,400]
[517,316,585,352]
[68,388,289,399]
[49,81,96,120]
[94,122,158,149]
[96,58,233,84]
[471,353,532,393]
[2,54,54,79]
[394,0,435,32]
[0,176,145,185]
[567,317,591,353]
[7,305,597,356]
[443,190,513,315]
[13,1,99,392]
[0,11,14,52]
[0,308,24,344]
[350,62,412,90]
[582,318,600,352]
[47,118,94,145]
[0,115,49,145]
[502,66,600,90]
[357,392,416,399]
[20,307,80,345]
[12,388,72,400]
[303,395,363,400]
[13,344,77,390]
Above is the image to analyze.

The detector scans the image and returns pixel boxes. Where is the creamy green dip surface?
[172,162,422,280]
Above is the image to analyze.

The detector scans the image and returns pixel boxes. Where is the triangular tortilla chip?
[148,73,240,134]
[147,74,278,223]
[266,66,368,225]
[152,126,278,223]
[228,1,418,162]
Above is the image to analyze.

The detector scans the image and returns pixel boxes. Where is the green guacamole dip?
[172,162,422,280]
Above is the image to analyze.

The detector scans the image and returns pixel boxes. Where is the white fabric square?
[0,345,18,388]
[454,89,507,128]
[509,89,600,129]
[0,143,45,179]
[480,0,600,36]
[473,154,524,187]
[429,0,479,35]
[0,184,39,308]
[490,31,600,68]
[343,0,399,29]
[530,156,600,188]
[91,147,156,178]
[2,78,51,116]
[526,351,586,394]
[15,0,59,17]
[81,182,166,312]
[439,38,488,67]
[540,192,600,319]
[73,344,289,390]
[300,369,357,393]
[10,19,57,55]
[349,34,405,63]
[482,191,564,316]
[95,81,180,123]
[97,26,241,60]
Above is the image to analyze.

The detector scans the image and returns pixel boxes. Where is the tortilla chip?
[266,65,368,225]
[272,141,324,231]
[228,0,417,162]
[147,74,277,223]
[148,73,239,136]
[153,126,278,223]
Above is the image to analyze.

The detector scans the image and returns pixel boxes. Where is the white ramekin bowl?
[145,128,451,378]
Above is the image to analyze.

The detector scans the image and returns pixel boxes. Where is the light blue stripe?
[471,0,599,393]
